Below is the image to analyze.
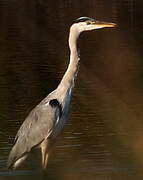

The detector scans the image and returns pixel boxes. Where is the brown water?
[0,0,143,179]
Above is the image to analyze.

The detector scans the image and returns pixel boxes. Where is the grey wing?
[8,99,62,167]
[15,100,61,151]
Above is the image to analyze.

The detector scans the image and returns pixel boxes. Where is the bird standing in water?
[7,17,116,169]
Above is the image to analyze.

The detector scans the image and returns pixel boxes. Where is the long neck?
[57,26,80,92]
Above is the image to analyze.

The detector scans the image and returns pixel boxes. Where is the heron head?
[71,17,116,34]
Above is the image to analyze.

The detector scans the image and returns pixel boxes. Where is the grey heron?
[7,17,116,170]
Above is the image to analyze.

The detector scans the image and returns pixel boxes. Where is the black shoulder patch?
[49,99,62,118]
[49,99,60,107]
[74,17,95,23]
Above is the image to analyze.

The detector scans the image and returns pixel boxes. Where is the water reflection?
[0,0,143,179]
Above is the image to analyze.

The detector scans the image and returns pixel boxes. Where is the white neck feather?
[57,24,80,95]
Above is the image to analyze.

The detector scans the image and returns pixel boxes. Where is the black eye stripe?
[74,17,95,23]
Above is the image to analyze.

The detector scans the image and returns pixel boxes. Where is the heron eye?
[86,21,91,25]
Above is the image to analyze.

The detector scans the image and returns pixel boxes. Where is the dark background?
[0,0,143,179]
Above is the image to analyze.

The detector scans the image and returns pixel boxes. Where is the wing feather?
[16,99,62,149]
[8,99,62,168]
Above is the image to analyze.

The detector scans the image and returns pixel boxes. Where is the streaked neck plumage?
[57,25,80,93]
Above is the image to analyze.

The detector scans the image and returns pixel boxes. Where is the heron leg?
[40,139,51,170]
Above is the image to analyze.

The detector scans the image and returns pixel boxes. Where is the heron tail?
[7,144,27,169]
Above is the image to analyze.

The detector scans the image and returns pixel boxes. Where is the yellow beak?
[93,21,116,28]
